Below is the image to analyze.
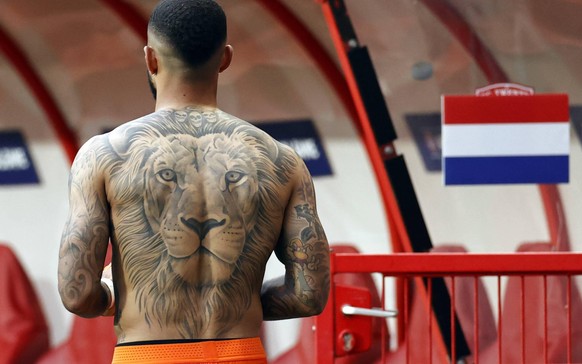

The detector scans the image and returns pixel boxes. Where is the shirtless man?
[57,1,330,362]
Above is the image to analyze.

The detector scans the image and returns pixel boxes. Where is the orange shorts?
[111,337,267,364]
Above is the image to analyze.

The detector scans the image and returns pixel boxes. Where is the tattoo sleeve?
[58,137,111,318]
[261,163,330,320]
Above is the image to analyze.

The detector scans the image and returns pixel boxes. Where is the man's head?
[145,0,232,99]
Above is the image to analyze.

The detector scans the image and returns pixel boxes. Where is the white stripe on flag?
[442,122,569,157]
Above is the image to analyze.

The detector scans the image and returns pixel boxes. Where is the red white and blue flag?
[442,94,570,185]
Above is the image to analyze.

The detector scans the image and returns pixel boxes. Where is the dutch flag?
[442,94,570,185]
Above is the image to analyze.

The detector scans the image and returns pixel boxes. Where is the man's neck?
[154,78,219,111]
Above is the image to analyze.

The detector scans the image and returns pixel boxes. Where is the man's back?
[58,2,329,361]
[102,107,298,341]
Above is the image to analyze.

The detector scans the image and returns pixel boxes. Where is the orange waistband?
[111,337,267,364]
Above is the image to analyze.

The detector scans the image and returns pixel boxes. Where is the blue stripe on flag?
[444,155,569,185]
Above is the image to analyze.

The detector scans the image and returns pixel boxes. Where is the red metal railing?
[312,252,582,364]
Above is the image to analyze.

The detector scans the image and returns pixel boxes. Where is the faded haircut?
[148,0,227,68]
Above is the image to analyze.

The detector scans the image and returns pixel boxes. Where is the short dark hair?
[148,0,227,67]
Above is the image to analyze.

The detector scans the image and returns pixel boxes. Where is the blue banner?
[571,106,582,147]
[444,155,568,185]
[0,131,40,185]
[256,120,333,177]
[405,113,442,171]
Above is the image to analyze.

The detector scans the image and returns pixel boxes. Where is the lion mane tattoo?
[104,108,296,337]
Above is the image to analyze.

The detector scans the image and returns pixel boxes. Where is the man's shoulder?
[217,111,301,161]
[106,112,156,137]
[73,113,153,169]
[75,133,110,160]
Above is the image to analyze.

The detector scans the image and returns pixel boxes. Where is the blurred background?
[1,0,581,361]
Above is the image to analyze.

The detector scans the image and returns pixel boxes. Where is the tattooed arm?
[58,136,112,318]
[261,161,330,320]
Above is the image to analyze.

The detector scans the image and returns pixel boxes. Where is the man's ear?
[219,45,233,73]
[144,45,158,76]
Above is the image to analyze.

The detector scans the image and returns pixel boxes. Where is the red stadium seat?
[432,244,497,359]
[37,315,116,364]
[390,244,497,364]
[0,244,50,364]
[481,242,582,364]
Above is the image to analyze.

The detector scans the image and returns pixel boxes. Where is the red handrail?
[331,252,582,275]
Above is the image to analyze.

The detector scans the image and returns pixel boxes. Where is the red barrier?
[307,251,582,364]
[37,316,116,364]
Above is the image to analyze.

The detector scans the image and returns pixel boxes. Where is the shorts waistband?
[116,338,234,346]
[112,337,266,364]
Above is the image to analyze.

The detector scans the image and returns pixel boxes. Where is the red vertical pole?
[317,3,455,359]
[318,1,414,255]
[498,276,503,364]
[474,276,479,364]
[315,255,336,364]
[567,276,572,363]
[381,275,387,362]
[520,276,525,364]
[428,278,433,364]
[451,277,456,364]
[539,185,570,250]
[543,275,548,364]
[404,278,410,364]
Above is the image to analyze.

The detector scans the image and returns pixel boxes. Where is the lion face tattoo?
[106,108,297,337]
[144,133,259,284]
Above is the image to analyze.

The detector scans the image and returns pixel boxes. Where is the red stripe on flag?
[443,94,569,124]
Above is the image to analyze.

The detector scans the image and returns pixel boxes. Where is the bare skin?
[57,32,329,343]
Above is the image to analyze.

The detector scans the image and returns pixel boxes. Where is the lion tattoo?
[105,108,297,336]
[144,133,260,284]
